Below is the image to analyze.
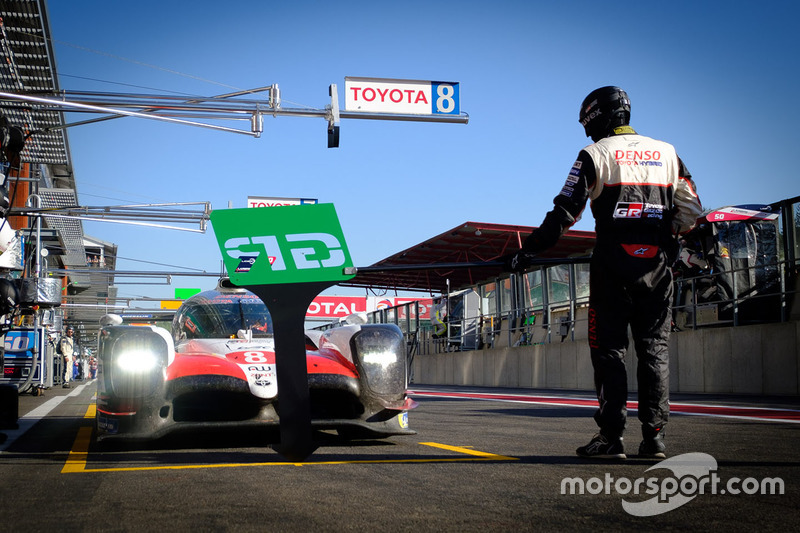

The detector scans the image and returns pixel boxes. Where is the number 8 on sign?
[433,82,460,115]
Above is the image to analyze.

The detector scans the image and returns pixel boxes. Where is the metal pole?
[0,91,261,136]
[542,267,552,344]
[732,263,739,327]
[26,194,44,390]
[344,256,591,275]
[780,260,787,323]
[568,263,577,342]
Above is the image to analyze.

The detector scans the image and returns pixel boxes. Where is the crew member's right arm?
[521,150,595,254]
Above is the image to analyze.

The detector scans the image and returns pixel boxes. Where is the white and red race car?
[95,280,415,442]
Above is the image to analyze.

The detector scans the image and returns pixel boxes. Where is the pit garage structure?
[340,202,800,397]
[339,221,596,351]
[0,1,119,361]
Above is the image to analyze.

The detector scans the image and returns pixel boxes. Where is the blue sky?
[45,0,799,303]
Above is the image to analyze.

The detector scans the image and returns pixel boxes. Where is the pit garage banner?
[306,296,433,320]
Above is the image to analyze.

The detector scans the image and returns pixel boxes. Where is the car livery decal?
[226,350,278,399]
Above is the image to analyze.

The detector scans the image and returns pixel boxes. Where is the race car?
[95,279,415,442]
[672,204,784,326]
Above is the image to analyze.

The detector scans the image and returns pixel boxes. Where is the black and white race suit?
[523,127,702,438]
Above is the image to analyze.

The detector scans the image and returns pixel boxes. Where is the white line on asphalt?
[0,382,91,452]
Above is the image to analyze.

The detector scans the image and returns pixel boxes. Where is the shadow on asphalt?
[480,407,590,418]
[94,426,401,451]
[507,455,800,468]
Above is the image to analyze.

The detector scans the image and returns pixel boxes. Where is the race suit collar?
[611,125,637,135]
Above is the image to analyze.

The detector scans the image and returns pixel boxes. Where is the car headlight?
[351,325,406,399]
[100,327,170,398]
[116,350,160,373]
[361,350,398,369]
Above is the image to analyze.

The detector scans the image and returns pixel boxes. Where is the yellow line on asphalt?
[69,454,518,473]
[61,426,92,474]
[62,418,517,473]
[418,442,517,460]
[61,403,96,473]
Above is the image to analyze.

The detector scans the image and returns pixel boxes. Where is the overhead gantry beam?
[0,84,469,144]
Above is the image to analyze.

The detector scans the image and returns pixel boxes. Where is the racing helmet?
[579,86,631,141]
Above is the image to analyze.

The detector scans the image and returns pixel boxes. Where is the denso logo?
[613,202,643,218]
[614,150,663,166]
[224,233,346,271]
[615,150,661,161]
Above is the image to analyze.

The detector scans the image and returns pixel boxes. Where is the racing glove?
[503,251,538,272]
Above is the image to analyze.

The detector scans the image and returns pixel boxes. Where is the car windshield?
[173,290,273,341]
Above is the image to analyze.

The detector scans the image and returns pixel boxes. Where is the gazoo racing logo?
[224,233,346,273]
[211,203,355,285]
[613,202,667,220]
[614,202,644,219]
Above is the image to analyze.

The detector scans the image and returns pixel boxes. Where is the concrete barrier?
[411,320,800,396]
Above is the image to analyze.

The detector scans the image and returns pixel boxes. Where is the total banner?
[306,296,433,320]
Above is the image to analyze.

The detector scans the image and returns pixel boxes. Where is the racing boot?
[576,433,626,459]
[638,428,666,459]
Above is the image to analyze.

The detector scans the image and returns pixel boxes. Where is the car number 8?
[244,351,269,363]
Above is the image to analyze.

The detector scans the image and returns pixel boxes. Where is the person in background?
[506,86,702,459]
[59,326,75,388]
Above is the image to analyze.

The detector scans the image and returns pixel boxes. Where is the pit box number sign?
[344,77,460,116]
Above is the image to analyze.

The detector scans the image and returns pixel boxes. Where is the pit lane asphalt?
[1,380,798,532]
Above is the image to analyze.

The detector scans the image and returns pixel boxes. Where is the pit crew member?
[506,86,702,459]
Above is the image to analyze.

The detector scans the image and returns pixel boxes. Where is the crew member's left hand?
[503,251,538,272]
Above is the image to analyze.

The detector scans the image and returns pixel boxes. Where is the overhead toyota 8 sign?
[345,77,460,115]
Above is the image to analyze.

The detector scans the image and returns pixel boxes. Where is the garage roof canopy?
[341,221,595,294]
